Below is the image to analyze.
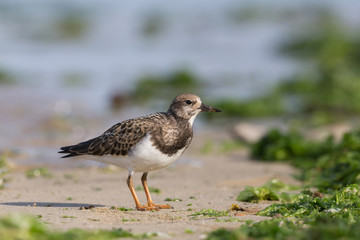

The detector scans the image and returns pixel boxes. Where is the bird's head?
[168,94,221,124]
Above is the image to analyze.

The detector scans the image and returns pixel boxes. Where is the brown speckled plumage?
[59,94,221,211]
[59,112,192,158]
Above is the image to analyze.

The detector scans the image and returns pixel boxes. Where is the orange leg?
[126,171,157,211]
[141,172,172,209]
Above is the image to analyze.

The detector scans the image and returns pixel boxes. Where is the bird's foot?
[145,202,173,209]
[135,205,159,211]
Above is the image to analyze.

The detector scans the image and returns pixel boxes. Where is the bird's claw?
[145,202,173,209]
[136,205,159,211]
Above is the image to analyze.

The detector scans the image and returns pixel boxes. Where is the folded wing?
[59,119,152,158]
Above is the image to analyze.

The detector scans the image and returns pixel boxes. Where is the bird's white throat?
[188,111,201,127]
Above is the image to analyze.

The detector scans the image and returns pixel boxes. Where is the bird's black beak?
[200,103,221,112]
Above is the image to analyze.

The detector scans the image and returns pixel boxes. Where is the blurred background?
[1,0,360,167]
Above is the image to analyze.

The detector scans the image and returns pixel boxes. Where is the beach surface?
[0,132,297,239]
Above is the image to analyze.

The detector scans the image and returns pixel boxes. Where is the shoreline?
[0,149,297,238]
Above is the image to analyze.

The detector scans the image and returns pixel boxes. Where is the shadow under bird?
[59,93,221,211]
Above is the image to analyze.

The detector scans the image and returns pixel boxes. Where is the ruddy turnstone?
[59,94,220,211]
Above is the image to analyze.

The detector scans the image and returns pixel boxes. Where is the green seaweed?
[207,215,360,240]
[207,14,360,121]
[26,167,53,179]
[121,218,140,222]
[264,178,299,192]
[0,213,156,240]
[131,69,200,102]
[258,185,360,221]
[0,69,16,85]
[54,14,88,40]
[236,179,300,203]
[229,130,360,239]
[207,228,245,240]
[239,218,299,240]
[110,206,132,211]
[311,151,360,191]
[251,129,335,162]
[164,197,182,202]
[191,209,229,218]
[252,129,360,192]
[276,14,360,117]
[206,94,285,119]
[208,12,360,239]
[236,186,280,203]
[141,12,166,37]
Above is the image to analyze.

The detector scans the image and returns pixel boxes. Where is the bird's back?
[59,112,193,159]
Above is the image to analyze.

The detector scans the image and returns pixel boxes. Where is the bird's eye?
[185,100,192,105]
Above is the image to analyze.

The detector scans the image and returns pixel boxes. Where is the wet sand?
[0,139,297,239]
[0,86,298,238]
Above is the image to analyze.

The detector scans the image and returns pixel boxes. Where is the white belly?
[75,134,185,172]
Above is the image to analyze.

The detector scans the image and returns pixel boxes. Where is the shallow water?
[1,0,359,106]
[0,0,359,166]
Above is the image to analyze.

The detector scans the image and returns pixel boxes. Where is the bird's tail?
[58,145,81,158]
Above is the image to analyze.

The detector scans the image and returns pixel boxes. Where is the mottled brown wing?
[59,119,153,158]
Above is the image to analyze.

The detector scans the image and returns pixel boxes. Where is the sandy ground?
[0,86,299,239]
[0,139,297,239]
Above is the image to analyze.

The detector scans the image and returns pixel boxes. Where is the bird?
[59,93,221,211]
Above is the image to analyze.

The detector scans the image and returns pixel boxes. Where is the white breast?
[129,134,185,172]
[76,134,185,172]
